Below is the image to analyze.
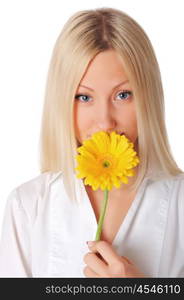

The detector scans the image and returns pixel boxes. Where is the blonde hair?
[39,7,183,202]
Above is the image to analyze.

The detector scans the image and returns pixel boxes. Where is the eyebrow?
[79,80,129,91]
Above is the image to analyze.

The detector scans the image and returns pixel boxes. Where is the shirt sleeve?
[0,188,32,277]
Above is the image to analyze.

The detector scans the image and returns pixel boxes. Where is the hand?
[83,240,145,278]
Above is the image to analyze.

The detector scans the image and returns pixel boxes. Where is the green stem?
[95,189,109,241]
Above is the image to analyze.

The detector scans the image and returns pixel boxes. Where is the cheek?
[128,110,137,129]
[119,107,137,142]
[73,105,80,137]
[74,105,91,140]
[128,112,138,142]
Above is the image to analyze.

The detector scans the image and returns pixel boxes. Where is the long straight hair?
[39,7,183,202]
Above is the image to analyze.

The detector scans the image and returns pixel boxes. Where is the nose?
[95,102,116,132]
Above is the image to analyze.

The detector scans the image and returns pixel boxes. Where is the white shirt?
[0,171,184,277]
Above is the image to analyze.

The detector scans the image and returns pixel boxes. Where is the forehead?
[80,50,128,85]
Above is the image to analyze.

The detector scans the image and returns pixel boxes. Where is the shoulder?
[145,172,184,208]
[169,173,184,211]
[145,172,184,191]
[15,171,62,198]
[7,171,63,222]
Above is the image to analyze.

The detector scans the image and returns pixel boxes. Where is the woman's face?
[74,50,138,146]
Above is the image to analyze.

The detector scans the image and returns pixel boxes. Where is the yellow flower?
[75,131,140,191]
[75,131,140,241]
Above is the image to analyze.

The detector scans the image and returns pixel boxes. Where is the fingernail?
[86,241,94,247]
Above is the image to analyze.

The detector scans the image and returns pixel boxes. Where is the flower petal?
[75,131,139,190]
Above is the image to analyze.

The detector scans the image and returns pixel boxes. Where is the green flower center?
[102,160,110,168]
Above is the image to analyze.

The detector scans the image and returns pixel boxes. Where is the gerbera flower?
[75,131,139,191]
[75,130,140,241]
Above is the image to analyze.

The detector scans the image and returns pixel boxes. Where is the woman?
[0,7,184,278]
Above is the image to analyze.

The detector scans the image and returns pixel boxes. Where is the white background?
[0,0,184,235]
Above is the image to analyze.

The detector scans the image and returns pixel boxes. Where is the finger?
[121,256,132,265]
[87,240,120,266]
[83,266,99,278]
[83,252,109,277]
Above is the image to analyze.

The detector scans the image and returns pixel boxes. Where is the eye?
[75,94,92,103]
[75,90,133,103]
[116,90,132,101]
